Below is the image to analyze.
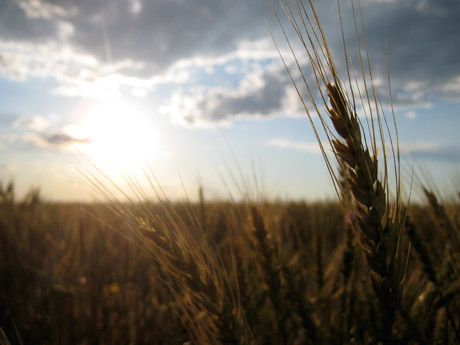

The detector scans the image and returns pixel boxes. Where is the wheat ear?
[327,83,403,340]
[271,0,407,342]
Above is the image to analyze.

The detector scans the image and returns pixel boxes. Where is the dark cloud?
[192,69,289,122]
[26,0,278,75]
[43,132,90,145]
[0,129,91,149]
[0,0,69,42]
[159,62,312,126]
[341,0,460,103]
[0,0,459,125]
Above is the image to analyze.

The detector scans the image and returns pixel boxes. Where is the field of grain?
[0,182,459,344]
[1,0,459,344]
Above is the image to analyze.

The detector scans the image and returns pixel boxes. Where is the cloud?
[0,132,48,149]
[267,137,460,162]
[400,142,460,161]
[267,138,324,154]
[1,125,91,150]
[354,0,460,103]
[8,114,90,148]
[17,0,69,20]
[406,111,417,119]
[0,39,151,98]
[0,0,279,77]
[12,115,50,131]
[0,0,459,126]
[43,131,90,146]
[398,142,443,155]
[159,57,314,126]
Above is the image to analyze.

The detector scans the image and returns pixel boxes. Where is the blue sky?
[0,0,459,202]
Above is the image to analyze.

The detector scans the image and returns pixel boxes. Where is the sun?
[71,101,160,172]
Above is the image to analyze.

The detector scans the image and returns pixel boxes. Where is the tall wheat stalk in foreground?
[271,0,407,343]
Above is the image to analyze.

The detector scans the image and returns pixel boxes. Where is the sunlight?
[72,101,160,172]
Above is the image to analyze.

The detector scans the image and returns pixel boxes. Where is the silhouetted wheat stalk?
[271,0,408,342]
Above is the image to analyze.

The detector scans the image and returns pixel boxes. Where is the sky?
[0,0,459,202]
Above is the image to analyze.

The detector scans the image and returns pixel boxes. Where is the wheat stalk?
[271,0,407,342]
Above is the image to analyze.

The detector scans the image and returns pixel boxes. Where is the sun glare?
[72,102,160,172]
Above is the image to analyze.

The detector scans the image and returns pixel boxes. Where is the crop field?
[1,183,459,344]
[1,0,459,344]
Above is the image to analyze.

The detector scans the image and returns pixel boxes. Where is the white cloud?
[0,132,47,148]
[56,20,75,40]
[441,75,460,100]
[398,141,443,155]
[12,115,50,132]
[0,52,29,81]
[128,0,143,14]
[406,111,417,119]
[131,87,148,98]
[224,64,238,74]
[266,138,452,161]
[0,40,153,99]
[17,0,69,19]
[267,137,324,154]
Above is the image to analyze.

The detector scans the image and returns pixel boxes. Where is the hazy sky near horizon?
[0,0,459,202]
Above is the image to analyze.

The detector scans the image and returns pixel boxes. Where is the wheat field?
[1,0,459,344]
